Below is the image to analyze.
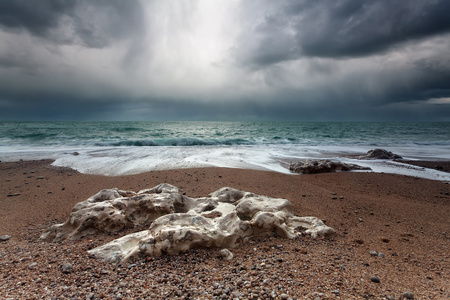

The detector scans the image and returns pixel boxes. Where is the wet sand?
[1,160,449,299]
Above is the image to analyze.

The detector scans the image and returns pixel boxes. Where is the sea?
[1,121,450,181]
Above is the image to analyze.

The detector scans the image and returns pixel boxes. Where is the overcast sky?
[1,0,450,121]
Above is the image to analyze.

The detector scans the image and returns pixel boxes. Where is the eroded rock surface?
[41,184,335,263]
[40,184,187,242]
[358,148,402,160]
[289,160,370,174]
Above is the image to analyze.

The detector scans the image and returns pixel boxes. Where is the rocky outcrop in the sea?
[41,184,335,264]
[358,148,402,160]
[289,160,371,174]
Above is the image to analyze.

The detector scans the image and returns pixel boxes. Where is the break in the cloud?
[0,0,449,121]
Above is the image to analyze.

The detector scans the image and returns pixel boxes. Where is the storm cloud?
[0,0,449,121]
[235,0,450,65]
[0,0,145,48]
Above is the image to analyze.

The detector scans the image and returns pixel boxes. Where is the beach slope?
[1,160,449,299]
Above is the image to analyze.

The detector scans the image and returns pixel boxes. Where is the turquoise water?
[1,121,449,147]
[1,121,450,179]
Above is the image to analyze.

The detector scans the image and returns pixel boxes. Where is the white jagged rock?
[41,184,335,263]
[40,183,190,242]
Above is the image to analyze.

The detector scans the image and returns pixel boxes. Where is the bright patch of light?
[425,97,450,104]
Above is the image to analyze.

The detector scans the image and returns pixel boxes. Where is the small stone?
[280,293,288,299]
[0,235,10,241]
[370,276,380,283]
[378,252,385,258]
[402,291,414,299]
[219,248,233,260]
[7,193,21,197]
[29,262,38,268]
[386,296,395,300]
[61,263,73,274]
[370,250,378,256]
[339,196,344,199]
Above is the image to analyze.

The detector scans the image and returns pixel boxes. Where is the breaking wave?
[96,138,251,147]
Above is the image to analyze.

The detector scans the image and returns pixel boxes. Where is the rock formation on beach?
[358,148,402,160]
[41,184,335,264]
[289,160,371,174]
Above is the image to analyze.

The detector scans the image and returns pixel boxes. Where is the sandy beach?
[1,160,449,299]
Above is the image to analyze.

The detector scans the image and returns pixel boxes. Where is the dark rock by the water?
[289,160,371,174]
[358,148,402,160]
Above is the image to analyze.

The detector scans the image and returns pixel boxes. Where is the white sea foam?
[2,136,450,180]
[0,144,435,181]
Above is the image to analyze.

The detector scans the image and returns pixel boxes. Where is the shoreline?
[1,160,449,298]
[397,159,450,173]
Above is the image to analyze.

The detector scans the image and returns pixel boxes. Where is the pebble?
[0,235,11,241]
[61,263,73,274]
[7,193,21,197]
[402,291,414,299]
[370,276,380,283]
[378,252,385,258]
[219,249,233,260]
[369,250,378,256]
[29,262,37,269]
[280,293,288,299]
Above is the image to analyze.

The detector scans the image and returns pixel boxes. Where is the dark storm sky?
[1,0,450,121]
